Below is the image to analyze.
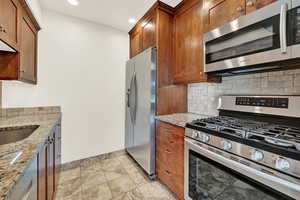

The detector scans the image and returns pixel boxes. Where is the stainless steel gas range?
[184,96,300,200]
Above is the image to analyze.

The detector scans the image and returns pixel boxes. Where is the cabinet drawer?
[156,159,184,199]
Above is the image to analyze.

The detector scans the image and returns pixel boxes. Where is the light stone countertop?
[155,113,211,127]
[0,110,61,200]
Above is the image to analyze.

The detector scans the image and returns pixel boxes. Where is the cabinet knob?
[246,1,254,7]
[236,7,244,12]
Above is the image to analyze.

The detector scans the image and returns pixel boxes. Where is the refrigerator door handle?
[129,72,136,124]
[126,89,131,107]
[133,72,137,124]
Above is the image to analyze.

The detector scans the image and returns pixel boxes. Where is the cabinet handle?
[164,170,171,176]
[246,1,254,7]
[20,70,26,73]
[236,7,244,12]
[165,149,172,154]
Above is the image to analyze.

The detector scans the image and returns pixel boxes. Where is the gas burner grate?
[189,116,300,150]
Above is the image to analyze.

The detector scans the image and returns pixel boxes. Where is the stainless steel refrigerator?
[125,47,156,177]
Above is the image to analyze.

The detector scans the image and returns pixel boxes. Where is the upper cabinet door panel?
[174,1,204,81]
[142,16,156,50]
[20,11,37,83]
[130,28,142,58]
[203,0,246,32]
[245,0,278,13]
[0,0,20,50]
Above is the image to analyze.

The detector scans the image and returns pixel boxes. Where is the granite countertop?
[0,109,61,200]
[155,113,211,127]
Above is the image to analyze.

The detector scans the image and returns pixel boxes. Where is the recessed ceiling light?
[128,18,137,24]
[67,0,79,6]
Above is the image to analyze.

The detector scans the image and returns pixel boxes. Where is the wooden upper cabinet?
[129,27,142,58]
[142,15,156,50]
[173,0,220,84]
[203,0,246,32]
[0,0,21,50]
[129,10,157,58]
[245,0,277,13]
[19,10,37,83]
[0,0,40,84]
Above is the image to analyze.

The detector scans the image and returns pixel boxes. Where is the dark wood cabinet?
[173,0,220,84]
[129,2,187,115]
[245,0,277,13]
[38,123,61,200]
[141,14,156,51]
[203,0,246,33]
[0,0,21,50]
[0,0,40,84]
[38,144,47,200]
[129,28,142,58]
[156,121,184,200]
[203,0,277,32]
[19,9,37,83]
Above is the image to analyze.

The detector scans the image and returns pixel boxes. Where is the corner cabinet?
[173,0,220,84]
[0,0,40,84]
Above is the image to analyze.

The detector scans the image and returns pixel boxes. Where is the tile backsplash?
[188,68,300,116]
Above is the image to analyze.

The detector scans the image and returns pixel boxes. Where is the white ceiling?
[40,0,183,32]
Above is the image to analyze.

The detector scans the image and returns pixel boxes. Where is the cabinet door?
[54,125,62,188]
[245,0,277,13]
[174,0,220,84]
[142,16,156,50]
[47,136,55,200]
[20,10,37,83]
[130,28,142,58]
[38,145,47,200]
[203,0,246,32]
[0,0,20,50]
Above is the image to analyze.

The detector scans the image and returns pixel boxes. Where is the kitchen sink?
[0,125,39,145]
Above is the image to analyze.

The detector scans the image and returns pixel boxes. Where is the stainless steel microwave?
[204,0,300,76]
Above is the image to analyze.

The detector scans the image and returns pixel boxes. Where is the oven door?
[204,0,292,74]
[184,138,300,200]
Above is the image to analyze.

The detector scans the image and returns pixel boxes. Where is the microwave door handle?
[280,3,288,54]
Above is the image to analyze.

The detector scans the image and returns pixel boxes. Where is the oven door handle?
[280,2,288,54]
[185,138,300,199]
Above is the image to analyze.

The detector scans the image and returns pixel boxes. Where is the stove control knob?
[275,158,291,171]
[222,141,232,151]
[251,151,264,161]
[202,135,211,142]
[192,131,199,138]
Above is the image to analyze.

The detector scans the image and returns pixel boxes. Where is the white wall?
[2,10,129,163]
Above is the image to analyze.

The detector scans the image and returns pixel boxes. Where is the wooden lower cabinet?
[156,121,184,200]
[38,124,61,200]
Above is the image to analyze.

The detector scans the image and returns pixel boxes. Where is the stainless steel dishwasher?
[6,156,38,200]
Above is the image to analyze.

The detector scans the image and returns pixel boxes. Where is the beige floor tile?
[112,188,144,200]
[100,158,122,171]
[55,189,82,200]
[82,182,112,200]
[81,172,107,190]
[128,171,148,185]
[59,167,81,184]
[118,155,136,166]
[108,175,137,198]
[56,177,82,198]
[137,182,169,199]
[81,162,103,177]
[104,164,128,181]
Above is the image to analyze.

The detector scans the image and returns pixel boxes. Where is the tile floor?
[55,153,177,200]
